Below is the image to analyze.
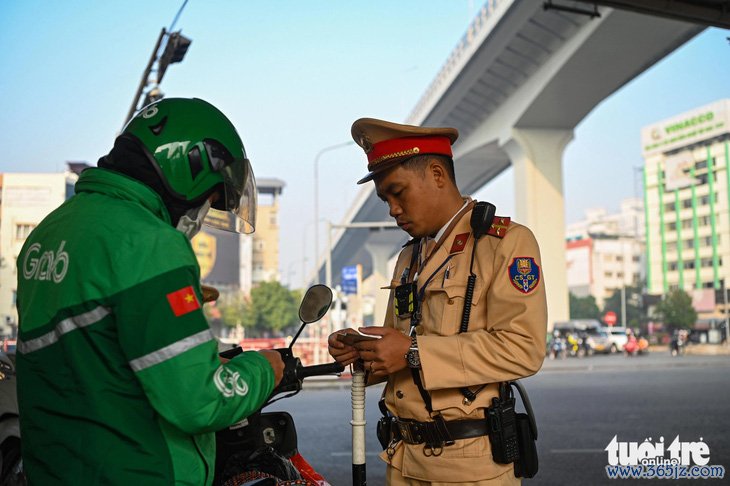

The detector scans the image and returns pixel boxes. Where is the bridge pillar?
[364,241,394,326]
[503,128,573,329]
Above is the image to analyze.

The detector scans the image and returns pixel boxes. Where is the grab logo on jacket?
[214,366,249,398]
[22,241,70,283]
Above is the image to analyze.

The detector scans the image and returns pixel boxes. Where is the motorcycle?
[548,333,566,360]
[670,329,688,357]
[214,284,345,486]
[0,351,24,485]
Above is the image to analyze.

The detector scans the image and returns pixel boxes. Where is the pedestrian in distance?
[328,118,547,485]
[15,98,285,485]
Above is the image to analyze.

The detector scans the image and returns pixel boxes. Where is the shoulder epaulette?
[487,216,510,238]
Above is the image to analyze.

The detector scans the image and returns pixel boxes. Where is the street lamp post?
[313,141,354,283]
[325,220,398,332]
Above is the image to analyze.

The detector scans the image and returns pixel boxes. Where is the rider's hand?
[355,327,410,377]
[258,350,285,386]
[327,328,361,366]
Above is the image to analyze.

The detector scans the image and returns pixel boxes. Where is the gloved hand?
[201,285,220,303]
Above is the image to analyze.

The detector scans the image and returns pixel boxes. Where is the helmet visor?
[207,158,257,234]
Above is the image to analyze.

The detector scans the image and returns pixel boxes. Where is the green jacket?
[15,168,274,485]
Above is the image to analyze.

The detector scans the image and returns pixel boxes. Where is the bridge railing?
[407,0,505,124]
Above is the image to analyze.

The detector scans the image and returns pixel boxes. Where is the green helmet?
[122,97,256,233]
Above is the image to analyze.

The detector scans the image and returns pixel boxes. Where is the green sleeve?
[114,266,275,434]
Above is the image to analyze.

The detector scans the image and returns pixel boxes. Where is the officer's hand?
[355,327,410,376]
[258,350,285,386]
[327,329,361,366]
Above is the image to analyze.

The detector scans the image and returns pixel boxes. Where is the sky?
[1,1,730,289]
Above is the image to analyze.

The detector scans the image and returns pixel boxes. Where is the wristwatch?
[406,335,421,368]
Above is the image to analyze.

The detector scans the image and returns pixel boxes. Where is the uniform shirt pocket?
[422,278,483,335]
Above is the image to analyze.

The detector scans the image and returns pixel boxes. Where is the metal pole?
[351,367,367,486]
[326,220,333,290]
[313,141,354,283]
[722,278,730,346]
[124,28,166,127]
[621,286,627,329]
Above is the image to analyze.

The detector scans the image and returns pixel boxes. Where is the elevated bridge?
[319,0,709,326]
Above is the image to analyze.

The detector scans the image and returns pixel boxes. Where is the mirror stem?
[289,323,306,350]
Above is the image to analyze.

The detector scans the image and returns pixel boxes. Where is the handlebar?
[297,362,345,380]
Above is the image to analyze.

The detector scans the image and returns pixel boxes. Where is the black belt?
[393,417,489,445]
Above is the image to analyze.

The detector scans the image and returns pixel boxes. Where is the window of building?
[702,236,718,246]
[699,215,711,226]
[668,262,678,271]
[699,194,718,206]
[15,224,36,240]
[617,272,624,279]
[669,284,679,291]
[682,199,693,209]
[604,272,613,278]
[681,219,693,229]
[667,222,677,231]
[270,214,277,226]
[616,255,623,262]
[666,242,677,252]
[696,159,708,170]
[633,255,640,262]
[664,202,675,213]
[684,239,694,250]
[683,261,694,270]
[702,281,715,289]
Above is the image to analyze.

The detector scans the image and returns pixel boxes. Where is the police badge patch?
[508,257,540,294]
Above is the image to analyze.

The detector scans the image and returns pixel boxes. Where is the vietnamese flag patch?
[167,286,201,317]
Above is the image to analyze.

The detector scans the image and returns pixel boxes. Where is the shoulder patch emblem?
[487,217,510,238]
[450,233,470,254]
[508,257,540,294]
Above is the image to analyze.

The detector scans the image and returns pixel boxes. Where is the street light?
[313,141,354,281]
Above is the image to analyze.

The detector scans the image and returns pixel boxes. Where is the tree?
[569,293,601,320]
[654,289,697,331]
[241,281,301,337]
[603,285,645,329]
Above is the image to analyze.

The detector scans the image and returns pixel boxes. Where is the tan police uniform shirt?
[378,199,547,483]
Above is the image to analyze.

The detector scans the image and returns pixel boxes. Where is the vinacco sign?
[641,99,730,156]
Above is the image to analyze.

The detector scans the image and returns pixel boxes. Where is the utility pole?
[122,2,192,127]
[124,28,166,127]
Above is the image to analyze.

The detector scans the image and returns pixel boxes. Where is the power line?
[168,0,189,33]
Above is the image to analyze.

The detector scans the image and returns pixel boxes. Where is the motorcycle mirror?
[298,285,333,324]
[289,285,333,349]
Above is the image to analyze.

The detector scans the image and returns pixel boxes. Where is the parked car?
[602,326,629,353]
[587,330,613,354]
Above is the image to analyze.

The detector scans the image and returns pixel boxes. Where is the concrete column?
[364,241,395,326]
[502,128,573,329]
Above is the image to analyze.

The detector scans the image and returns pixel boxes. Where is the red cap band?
[367,136,453,168]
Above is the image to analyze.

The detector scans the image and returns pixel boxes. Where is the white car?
[602,326,628,353]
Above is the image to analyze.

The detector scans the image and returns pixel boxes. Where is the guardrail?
[406,0,506,124]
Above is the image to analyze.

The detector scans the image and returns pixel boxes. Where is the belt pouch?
[513,412,538,478]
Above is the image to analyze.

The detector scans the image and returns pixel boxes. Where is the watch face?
[407,349,420,368]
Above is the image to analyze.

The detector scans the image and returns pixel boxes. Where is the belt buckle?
[397,422,413,444]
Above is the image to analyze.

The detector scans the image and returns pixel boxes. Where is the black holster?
[376,397,394,449]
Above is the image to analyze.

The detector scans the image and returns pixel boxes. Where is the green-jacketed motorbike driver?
[15,98,285,485]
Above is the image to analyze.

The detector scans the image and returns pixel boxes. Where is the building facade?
[251,178,284,285]
[642,99,730,312]
[566,198,644,308]
[0,170,78,335]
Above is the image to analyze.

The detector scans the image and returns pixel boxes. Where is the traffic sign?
[604,311,617,326]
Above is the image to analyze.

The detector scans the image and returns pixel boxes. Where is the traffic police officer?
[328,118,547,485]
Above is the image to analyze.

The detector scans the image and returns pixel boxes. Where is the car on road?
[587,329,613,354]
[602,326,629,353]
